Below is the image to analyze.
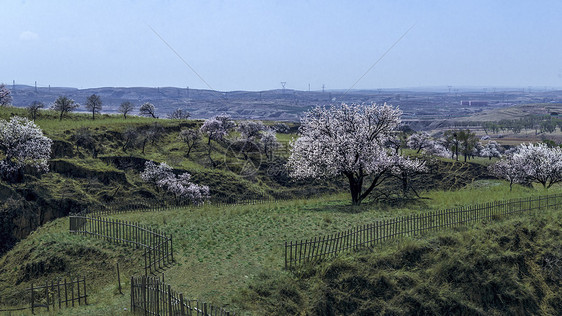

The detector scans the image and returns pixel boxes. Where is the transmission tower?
[281,82,286,94]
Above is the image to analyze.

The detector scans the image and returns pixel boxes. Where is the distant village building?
[460,100,488,106]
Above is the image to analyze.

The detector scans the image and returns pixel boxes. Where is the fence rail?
[285,194,562,269]
[69,215,173,275]
[130,275,233,316]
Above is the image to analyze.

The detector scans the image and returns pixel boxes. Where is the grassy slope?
[464,103,562,122]
[239,206,562,315]
[1,181,561,315]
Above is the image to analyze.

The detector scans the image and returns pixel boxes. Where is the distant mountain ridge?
[6,85,562,121]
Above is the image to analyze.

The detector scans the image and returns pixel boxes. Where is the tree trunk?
[349,179,362,206]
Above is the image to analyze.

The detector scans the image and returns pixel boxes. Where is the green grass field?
[3,105,562,314]
[1,180,561,315]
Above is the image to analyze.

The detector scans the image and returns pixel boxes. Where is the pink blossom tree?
[287,103,425,205]
[0,116,52,182]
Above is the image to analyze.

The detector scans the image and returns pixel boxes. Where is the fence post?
[30,282,34,314]
[168,284,172,315]
[130,276,134,313]
[77,276,82,306]
[144,248,148,276]
[284,241,287,269]
[117,262,123,294]
[142,276,147,316]
[180,293,185,315]
[72,277,76,307]
[83,276,87,305]
[64,278,68,307]
[170,234,174,263]
[45,280,50,311]
[57,278,61,309]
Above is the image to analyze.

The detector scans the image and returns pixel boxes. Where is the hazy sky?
[2,0,562,91]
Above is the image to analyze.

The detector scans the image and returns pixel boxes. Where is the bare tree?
[85,94,102,120]
[178,128,201,158]
[27,101,44,120]
[168,108,191,120]
[118,101,135,119]
[73,128,97,158]
[139,102,157,118]
[122,127,138,152]
[51,96,79,121]
[138,123,164,154]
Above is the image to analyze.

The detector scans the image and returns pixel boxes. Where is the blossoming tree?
[200,117,228,167]
[287,103,425,205]
[489,143,562,189]
[407,132,432,153]
[0,116,52,182]
[141,161,210,204]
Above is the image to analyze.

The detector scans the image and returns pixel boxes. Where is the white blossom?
[237,120,265,139]
[261,129,280,159]
[287,102,422,205]
[407,132,432,153]
[200,118,227,142]
[141,161,209,204]
[480,140,503,160]
[489,143,562,189]
[423,140,452,158]
[0,116,52,181]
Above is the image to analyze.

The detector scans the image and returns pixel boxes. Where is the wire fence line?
[284,194,562,269]
[130,275,234,316]
[69,215,173,275]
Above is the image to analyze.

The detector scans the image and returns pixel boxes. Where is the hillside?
[240,206,562,315]
[464,103,562,122]
[1,182,561,314]
[9,84,562,122]
[0,105,499,256]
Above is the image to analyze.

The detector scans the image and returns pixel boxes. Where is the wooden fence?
[69,215,173,275]
[130,275,233,316]
[285,194,562,269]
[0,276,89,314]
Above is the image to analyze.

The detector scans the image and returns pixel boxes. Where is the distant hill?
[7,85,562,122]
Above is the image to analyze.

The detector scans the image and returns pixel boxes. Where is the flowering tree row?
[406,131,504,161]
[199,114,280,166]
[489,143,562,190]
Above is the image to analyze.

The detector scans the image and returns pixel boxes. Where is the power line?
[148,24,214,91]
[343,24,415,96]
